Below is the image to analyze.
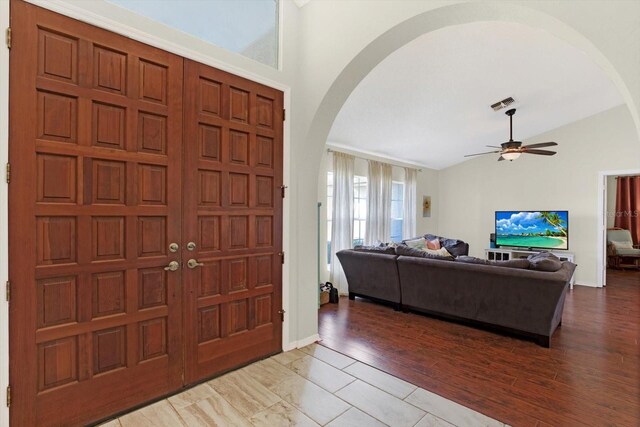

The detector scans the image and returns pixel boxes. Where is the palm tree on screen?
[537,211,567,236]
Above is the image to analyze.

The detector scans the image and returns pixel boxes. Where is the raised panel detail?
[36,217,76,265]
[256,216,272,247]
[93,102,126,149]
[38,29,77,83]
[93,45,127,94]
[199,124,221,161]
[139,59,167,104]
[93,327,126,374]
[229,216,248,250]
[254,295,272,327]
[198,306,220,343]
[230,87,249,123]
[139,164,167,205]
[228,258,247,293]
[37,154,76,203]
[199,261,221,297]
[199,78,221,116]
[139,267,166,309]
[229,173,249,207]
[256,96,274,129]
[92,217,125,261]
[139,318,167,361]
[138,217,166,257]
[256,255,272,287]
[37,276,77,328]
[256,136,274,169]
[229,130,249,165]
[138,112,166,154]
[93,160,125,204]
[199,216,220,251]
[256,176,273,207]
[198,170,221,207]
[92,271,125,318]
[38,337,77,391]
[38,91,77,143]
[227,300,248,335]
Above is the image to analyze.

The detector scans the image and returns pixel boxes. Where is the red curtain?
[614,176,640,245]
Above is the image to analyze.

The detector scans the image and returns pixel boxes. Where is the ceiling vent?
[490,97,515,112]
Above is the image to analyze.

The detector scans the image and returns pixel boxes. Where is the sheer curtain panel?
[403,167,417,239]
[365,160,392,245]
[330,152,355,294]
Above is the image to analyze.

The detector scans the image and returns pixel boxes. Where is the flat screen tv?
[495,211,568,250]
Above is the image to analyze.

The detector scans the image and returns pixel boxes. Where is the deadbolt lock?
[187,242,196,251]
[169,243,179,253]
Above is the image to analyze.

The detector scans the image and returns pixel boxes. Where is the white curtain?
[365,160,392,245]
[403,167,417,239]
[330,152,354,295]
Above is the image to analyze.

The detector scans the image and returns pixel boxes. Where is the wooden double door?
[8,2,284,425]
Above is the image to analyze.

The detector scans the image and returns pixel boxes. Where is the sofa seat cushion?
[396,244,453,260]
[614,247,640,256]
[456,256,530,269]
[528,252,563,272]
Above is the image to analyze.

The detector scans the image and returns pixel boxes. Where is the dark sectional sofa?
[336,243,576,347]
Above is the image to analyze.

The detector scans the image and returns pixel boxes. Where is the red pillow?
[426,238,441,250]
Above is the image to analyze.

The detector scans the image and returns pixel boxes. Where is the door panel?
[183,59,283,384]
[9,2,183,425]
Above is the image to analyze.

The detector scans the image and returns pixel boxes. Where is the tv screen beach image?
[496,211,568,250]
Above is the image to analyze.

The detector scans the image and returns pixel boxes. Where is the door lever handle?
[164,261,180,271]
[187,259,204,269]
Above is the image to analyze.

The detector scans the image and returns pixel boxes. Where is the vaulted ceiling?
[328,22,624,170]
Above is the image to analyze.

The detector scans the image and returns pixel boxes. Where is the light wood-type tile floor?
[99,344,508,427]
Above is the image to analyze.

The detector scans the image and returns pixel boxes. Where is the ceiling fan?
[465,108,558,161]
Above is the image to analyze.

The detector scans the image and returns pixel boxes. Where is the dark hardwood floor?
[318,270,640,427]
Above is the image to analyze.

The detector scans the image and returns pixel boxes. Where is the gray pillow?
[456,256,530,269]
[528,252,562,272]
[396,245,453,260]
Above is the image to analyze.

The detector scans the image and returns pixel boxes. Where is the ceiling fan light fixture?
[502,151,521,161]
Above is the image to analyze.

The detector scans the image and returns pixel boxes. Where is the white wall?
[606,176,617,228]
[437,105,640,287]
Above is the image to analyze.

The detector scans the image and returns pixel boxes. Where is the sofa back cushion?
[353,245,396,255]
[456,256,530,269]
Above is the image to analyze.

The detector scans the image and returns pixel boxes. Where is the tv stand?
[485,247,575,289]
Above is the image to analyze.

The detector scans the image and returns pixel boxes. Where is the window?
[353,176,368,246]
[326,172,368,269]
[390,181,404,242]
[107,0,280,68]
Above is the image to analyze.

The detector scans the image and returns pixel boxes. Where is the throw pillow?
[395,245,453,260]
[611,240,634,250]
[423,247,453,258]
[404,237,427,250]
[426,238,441,250]
[528,252,563,272]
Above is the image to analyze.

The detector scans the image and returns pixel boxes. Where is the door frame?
[0,1,293,424]
[597,168,640,287]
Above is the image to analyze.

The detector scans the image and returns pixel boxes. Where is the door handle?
[187,259,204,269]
[164,261,180,271]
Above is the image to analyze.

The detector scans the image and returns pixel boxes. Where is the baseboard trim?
[283,334,320,351]
[573,282,600,288]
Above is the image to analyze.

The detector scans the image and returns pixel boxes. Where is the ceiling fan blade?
[498,156,505,161]
[522,149,556,156]
[486,145,502,148]
[523,142,557,149]
[464,150,500,157]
